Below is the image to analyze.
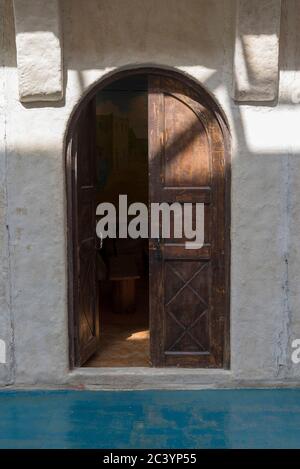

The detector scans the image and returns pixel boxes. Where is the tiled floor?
[1,389,300,448]
[85,278,150,367]
[85,325,150,367]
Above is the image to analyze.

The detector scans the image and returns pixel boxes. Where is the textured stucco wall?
[0,0,14,385]
[0,0,300,386]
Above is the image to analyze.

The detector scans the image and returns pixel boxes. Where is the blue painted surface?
[0,389,299,448]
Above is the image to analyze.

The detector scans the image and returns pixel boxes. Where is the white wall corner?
[13,0,63,102]
[232,0,281,102]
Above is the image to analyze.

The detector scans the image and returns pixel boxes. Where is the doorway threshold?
[67,367,233,390]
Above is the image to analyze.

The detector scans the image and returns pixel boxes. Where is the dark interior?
[84,75,150,367]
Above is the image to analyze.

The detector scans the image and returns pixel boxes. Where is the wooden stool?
[108,255,140,314]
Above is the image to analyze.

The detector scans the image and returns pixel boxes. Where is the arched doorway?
[66,68,230,369]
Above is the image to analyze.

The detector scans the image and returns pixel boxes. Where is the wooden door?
[68,98,100,366]
[148,75,229,368]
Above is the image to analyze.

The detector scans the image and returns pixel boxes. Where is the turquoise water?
[0,389,299,448]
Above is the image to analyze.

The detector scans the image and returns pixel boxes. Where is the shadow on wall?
[3,0,300,380]
[63,0,227,71]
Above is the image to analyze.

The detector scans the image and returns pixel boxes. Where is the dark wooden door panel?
[164,260,211,352]
[163,94,211,187]
[69,99,100,366]
[149,75,228,368]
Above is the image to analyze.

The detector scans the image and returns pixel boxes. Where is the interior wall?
[0,0,300,385]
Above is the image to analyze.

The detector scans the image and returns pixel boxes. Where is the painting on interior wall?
[96,89,148,206]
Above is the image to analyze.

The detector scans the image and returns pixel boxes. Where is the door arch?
[65,67,231,369]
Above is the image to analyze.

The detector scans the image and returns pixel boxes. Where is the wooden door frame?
[65,66,231,369]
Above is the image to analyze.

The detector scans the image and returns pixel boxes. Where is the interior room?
[84,75,150,367]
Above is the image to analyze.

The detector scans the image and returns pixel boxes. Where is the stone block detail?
[233,0,281,102]
[13,0,63,102]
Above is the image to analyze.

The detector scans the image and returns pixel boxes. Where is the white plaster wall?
[0,0,300,386]
[279,0,300,379]
[0,0,14,384]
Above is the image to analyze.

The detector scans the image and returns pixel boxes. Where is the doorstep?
[66,367,233,390]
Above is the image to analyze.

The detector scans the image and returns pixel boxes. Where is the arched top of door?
[65,66,230,145]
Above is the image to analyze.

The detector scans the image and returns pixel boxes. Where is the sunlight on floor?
[84,326,150,367]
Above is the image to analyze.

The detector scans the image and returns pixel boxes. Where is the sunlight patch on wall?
[0,340,6,364]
